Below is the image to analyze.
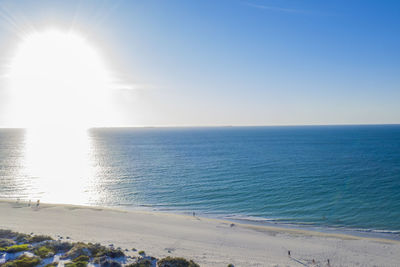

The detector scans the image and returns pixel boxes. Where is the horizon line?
[0,123,400,130]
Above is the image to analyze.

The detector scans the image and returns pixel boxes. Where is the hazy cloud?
[245,2,310,14]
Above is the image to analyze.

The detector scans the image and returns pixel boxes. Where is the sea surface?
[1,125,400,237]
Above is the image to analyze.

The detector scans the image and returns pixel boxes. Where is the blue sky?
[0,0,399,126]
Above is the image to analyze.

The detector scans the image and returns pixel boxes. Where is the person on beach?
[36,200,40,208]
[288,250,290,257]
[193,212,195,217]
[28,200,31,207]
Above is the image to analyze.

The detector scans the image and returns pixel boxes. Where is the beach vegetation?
[0,243,29,253]
[0,238,16,247]
[0,229,20,239]
[0,229,15,238]
[65,261,88,267]
[90,243,125,258]
[227,264,234,267]
[0,229,201,267]
[33,245,55,258]
[100,247,125,258]
[28,234,53,243]
[15,233,30,243]
[62,242,92,259]
[0,229,30,243]
[2,255,41,267]
[62,242,125,259]
[73,255,90,262]
[126,259,152,267]
[93,256,122,266]
[157,256,200,267]
[47,241,73,253]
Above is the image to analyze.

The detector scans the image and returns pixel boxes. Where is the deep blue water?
[1,125,400,234]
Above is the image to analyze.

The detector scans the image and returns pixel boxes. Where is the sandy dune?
[0,200,399,266]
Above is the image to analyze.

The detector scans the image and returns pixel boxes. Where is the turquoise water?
[1,125,400,235]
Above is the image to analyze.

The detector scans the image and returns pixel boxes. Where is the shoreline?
[4,199,400,243]
[137,209,400,243]
[224,216,400,242]
[1,200,400,266]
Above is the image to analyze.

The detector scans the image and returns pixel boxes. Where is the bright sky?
[0,0,399,127]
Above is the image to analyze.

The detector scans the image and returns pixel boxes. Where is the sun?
[6,29,114,129]
[3,29,118,201]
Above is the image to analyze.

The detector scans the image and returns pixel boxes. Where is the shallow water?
[1,125,400,235]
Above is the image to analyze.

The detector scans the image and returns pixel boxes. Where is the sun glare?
[3,29,120,202]
[7,29,114,129]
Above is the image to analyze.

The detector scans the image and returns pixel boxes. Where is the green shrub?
[103,247,124,258]
[0,230,29,243]
[28,235,53,243]
[64,242,124,259]
[0,244,29,253]
[47,241,73,253]
[0,229,14,238]
[62,242,92,259]
[158,256,200,267]
[228,264,234,267]
[93,256,122,266]
[73,255,90,262]
[138,250,145,255]
[2,255,41,267]
[126,259,152,267]
[65,262,88,267]
[0,238,16,247]
[15,233,30,243]
[34,245,55,258]
[0,230,20,239]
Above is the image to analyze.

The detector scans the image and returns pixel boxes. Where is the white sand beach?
[0,200,399,267]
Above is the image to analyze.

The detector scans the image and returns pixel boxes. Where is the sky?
[0,0,399,127]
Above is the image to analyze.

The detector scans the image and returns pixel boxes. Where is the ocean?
[1,125,400,237]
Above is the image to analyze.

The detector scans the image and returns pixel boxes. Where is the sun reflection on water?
[21,127,98,204]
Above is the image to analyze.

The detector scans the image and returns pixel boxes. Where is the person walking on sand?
[36,199,40,208]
